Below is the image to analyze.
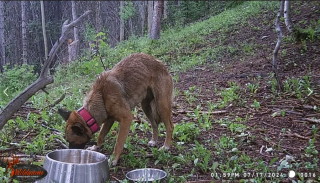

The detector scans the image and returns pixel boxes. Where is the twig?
[21,131,32,140]
[302,118,320,124]
[173,110,227,115]
[43,93,66,109]
[262,122,282,129]
[284,132,310,140]
[54,138,68,149]
[260,136,303,151]
[41,123,62,133]
[111,176,121,183]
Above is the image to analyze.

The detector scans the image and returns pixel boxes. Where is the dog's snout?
[68,142,86,149]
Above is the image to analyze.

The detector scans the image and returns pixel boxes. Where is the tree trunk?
[0,1,5,72]
[21,1,28,64]
[120,1,125,41]
[272,1,284,91]
[40,1,48,59]
[138,1,146,36]
[163,1,168,19]
[150,1,163,40]
[148,1,154,34]
[284,1,293,33]
[69,1,80,62]
[95,1,101,32]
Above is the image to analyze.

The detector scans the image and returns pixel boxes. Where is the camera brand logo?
[1,154,47,182]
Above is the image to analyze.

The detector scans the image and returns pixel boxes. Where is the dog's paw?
[148,140,157,147]
[86,145,99,151]
[159,145,170,151]
[108,158,118,167]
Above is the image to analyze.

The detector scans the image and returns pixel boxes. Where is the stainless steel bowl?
[126,168,167,183]
[36,149,109,183]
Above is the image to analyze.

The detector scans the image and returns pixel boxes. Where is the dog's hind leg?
[141,98,160,147]
[153,81,174,151]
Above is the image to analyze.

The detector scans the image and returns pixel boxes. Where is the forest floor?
[1,1,320,183]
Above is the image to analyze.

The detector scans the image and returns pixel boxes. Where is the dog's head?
[58,109,93,149]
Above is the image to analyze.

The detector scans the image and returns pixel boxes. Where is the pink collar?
[77,107,100,134]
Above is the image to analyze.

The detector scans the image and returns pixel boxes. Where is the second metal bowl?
[126,168,167,183]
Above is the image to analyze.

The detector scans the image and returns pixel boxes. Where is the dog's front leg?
[87,119,114,151]
[111,115,132,166]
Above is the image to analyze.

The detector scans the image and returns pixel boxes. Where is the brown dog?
[58,53,174,166]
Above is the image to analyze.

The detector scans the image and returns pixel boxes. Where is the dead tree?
[0,10,92,130]
[284,1,293,33]
[272,1,284,91]
[68,1,80,62]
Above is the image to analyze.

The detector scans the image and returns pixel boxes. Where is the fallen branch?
[0,147,18,153]
[0,10,92,130]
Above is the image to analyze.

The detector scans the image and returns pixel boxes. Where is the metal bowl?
[36,149,109,183]
[126,168,167,183]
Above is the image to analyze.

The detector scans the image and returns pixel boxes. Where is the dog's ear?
[71,123,86,136]
[58,108,71,121]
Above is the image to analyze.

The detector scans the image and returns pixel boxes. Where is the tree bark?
[0,10,92,130]
[0,1,5,72]
[120,1,125,41]
[21,1,28,64]
[150,1,163,40]
[95,1,101,33]
[69,1,80,62]
[272,1,284,91]
[147,1,154,34]
[40,1,48,59]
[284,1,293,33]
[163,1,168,19]
[138,1,146,36]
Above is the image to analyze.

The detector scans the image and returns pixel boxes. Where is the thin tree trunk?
[21,1,28,64]
[72,1,79,41]
[284,1,293,33]
[272,1,284,91]
[0,1,5,72]
[120,1,125,41]
[163,1,168,19]
[95,1,101,32]
[40,1,48,59]
[138,1,146,36]
[150,1,163,40]
[69,1,79,62]
[148,1,154,34]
